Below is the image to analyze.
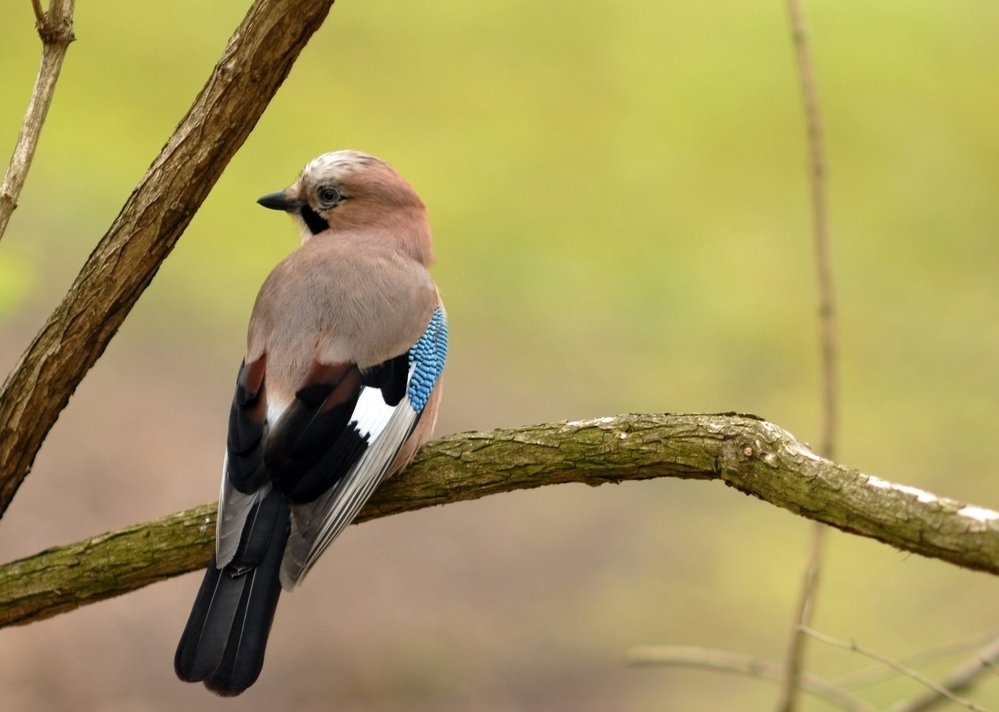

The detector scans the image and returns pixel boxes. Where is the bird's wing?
[214,305,447,586]
[216,355,270,568]
[280,305,448,589]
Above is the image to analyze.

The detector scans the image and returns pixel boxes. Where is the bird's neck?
[305,206,435,266]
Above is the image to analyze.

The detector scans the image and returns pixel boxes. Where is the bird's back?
[247,233,437,404]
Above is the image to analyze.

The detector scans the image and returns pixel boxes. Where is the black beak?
[257,191,304,212]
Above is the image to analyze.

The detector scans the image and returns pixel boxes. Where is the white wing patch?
[352,385,397,440]
[214,386,415,580]
[279,388,419,590]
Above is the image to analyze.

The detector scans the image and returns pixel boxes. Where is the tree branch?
[626,645,876,712]
[833,631,999,690]
[891,635,999,712]
[2,413,998,629]
[0,0,336,517]
[779,1,837,708]
[802,627,992,712]
[0,0,76,242]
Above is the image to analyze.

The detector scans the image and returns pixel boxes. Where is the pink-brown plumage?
[175,150,446,696]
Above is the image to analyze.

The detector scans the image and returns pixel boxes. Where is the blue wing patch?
[408,306,448,412]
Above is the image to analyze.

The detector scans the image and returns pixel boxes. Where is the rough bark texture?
[1,413,997,628]
[0,0,336,516]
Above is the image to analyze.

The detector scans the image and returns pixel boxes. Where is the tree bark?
[0,0,336,517]
[2,412,996,628]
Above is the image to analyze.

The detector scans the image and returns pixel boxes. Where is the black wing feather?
[178,349,411,694]
[226,358,268,493]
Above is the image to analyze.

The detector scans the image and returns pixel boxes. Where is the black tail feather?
[175,489,290,696]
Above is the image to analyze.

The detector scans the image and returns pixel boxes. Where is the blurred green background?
[1,1,998,710]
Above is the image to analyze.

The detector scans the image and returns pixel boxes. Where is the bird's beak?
[257,191,304,212]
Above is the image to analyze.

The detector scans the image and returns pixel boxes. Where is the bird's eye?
[316,185,342,206]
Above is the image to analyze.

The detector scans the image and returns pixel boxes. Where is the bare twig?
[2,413,999,628]
[0,0,76,242]
[778,0,837,708]
[780,523,828,711]
[0,0,337,516]
[836,631,999,690]
[891,635,999,712]
[802,626,993,712]
[792,3,836,462]
[627,645,876,712]
[30,0,46,25]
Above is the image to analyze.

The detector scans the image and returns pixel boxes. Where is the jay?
[174,150,447,696]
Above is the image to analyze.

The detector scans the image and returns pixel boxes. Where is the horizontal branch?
[2,413,998,628]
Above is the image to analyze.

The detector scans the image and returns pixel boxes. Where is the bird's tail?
[175,488,290,696]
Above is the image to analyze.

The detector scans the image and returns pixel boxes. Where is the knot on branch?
[36,18,75,45]
[33,1,76,46]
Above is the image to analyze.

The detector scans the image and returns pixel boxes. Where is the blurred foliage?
[0,250,36,316]
[1,0,998,710]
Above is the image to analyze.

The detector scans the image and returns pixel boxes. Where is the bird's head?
[257,150,431,259]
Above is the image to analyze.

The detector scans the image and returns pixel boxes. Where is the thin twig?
[30,0,45,25]
[794,6,837,462]
[779,523,828,711]
[0,0,76,242]
[627,645,876,712]
[777,0,837,709]
[802,626,993,712]
[891,635,999,712]
[835,631,999,690]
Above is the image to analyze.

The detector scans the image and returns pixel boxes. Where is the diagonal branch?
[0,0,336,517]
[891,635,999,712]
[802,627,992,712]
[834,631,999,690]
[0,0,76,242]
[627,645,876,712]
[1,413,998,629]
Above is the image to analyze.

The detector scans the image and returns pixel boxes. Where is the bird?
[174,150,447,696]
